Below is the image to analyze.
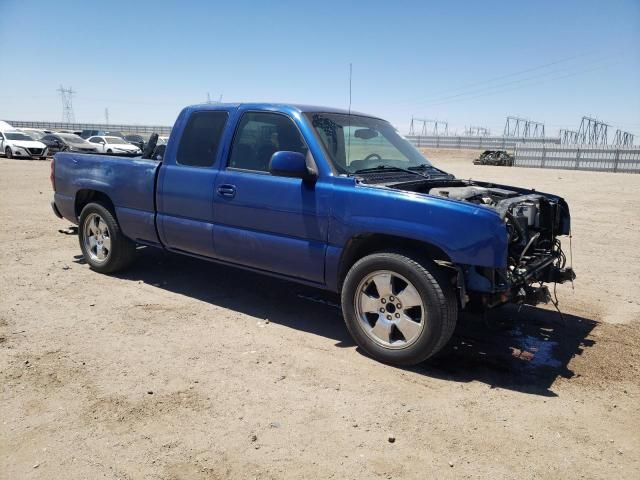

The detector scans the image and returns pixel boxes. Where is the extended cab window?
[228,112,308,172]
[177,111,228,167]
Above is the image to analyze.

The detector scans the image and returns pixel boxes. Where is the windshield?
[59,134,85,144]
[105,136,125,144]
[306,113,430,174]
[5,132,34,141]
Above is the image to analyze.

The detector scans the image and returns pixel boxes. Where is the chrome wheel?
[82,213,111,263]
[354,270,425,349]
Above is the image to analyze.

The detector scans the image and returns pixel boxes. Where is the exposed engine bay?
[390,179,576,308]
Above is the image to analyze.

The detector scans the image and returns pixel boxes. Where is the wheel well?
[337,234,453,289]
[75,190,115,219]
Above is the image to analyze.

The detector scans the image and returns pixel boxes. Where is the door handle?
[217,184,236,198]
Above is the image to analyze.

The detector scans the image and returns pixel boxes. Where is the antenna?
[347,63,352,164]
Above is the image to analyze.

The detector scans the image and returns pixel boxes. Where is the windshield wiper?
[353,164,433,180]
[408,163,454,178]
[352,164,433,180]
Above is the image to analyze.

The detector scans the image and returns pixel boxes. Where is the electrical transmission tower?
[464,126,490,136]
[57,85,76,123]
[206,92,223,104]
[577,116,609,145]
[503,116,545,138]
[408,117,449,136]
[613,129,634,146]
[559,129,579,144]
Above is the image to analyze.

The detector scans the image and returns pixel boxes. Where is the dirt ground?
[1,151,639,479]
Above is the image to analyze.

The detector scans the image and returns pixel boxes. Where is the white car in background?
[87,136,141,154]
[0,130,48,159]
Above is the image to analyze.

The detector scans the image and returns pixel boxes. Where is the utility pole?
[57,85,76,123]
[504,116,545,138]
[408,117,449,136]
[613,129,634,146]
[577,116,609,145]
[104,108,109,126]
[559,129,579,144]
[465,126,490,136]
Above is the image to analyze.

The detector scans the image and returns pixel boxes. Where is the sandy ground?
[1,152,639,479]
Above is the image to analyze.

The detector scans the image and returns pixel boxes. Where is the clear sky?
[1,0,639,137]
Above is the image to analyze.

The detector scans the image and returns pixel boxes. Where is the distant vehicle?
[473,150,514,167]
[86,135,141,154]
[80,129,125,139]
[18,128,47,140]
[0,120,14,131]
[81,129,103,139]
[0,130,47,159]
[50,103,576,366]
[40,133,99,155]
[124,134,145,150]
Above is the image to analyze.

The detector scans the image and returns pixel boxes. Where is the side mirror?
[269,151,317,182]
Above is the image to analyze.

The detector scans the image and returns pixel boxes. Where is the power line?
[417,60,621,109]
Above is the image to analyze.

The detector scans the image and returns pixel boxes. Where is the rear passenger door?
[212,111,329,283]
[156,110,229,257]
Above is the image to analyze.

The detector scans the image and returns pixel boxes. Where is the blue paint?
[52,103,570,293]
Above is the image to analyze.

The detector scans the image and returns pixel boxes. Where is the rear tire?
[78,202,136,273]
[5,147,13,159]
[341,252,457,366]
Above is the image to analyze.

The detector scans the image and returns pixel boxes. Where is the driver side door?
[212,111,330,283]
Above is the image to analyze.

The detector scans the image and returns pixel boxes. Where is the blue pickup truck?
[51,103,575,365]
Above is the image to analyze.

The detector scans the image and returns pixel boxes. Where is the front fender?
[329,180,509,268]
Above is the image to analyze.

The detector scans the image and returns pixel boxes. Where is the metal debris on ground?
[473,150,514,166]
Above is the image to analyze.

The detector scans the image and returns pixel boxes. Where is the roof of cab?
[184,102,383,120]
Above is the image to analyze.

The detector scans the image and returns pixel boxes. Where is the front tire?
[78,202,136,273]
[5,147,13,159]
[341,252,458,366]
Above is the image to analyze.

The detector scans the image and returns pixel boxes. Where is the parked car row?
[0,124,148,159]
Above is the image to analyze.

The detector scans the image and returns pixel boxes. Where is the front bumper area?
[463,259,576,309]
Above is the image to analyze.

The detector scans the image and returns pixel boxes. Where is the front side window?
[89,137,101,144]
[228,112,308,172]
[306,113,431,174]
[177,111,228,167]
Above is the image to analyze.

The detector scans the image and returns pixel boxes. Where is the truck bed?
[53,153,161,245]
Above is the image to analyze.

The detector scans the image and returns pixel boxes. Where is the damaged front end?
[429,183,576,309]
